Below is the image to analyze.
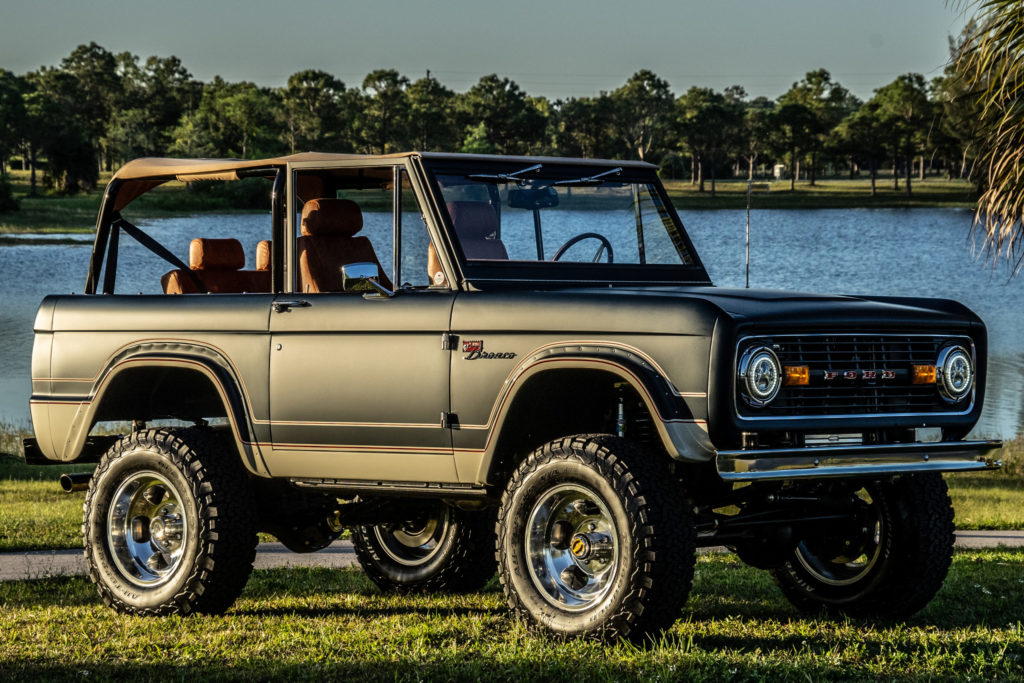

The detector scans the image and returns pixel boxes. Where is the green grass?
[0,170,267,233]
[2,430,1022,551]
[0,550,1022,680]
[0,169,980,234]
[664,177,978,211]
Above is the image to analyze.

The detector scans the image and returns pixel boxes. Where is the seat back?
[162,238,270,294]
[297,198,392,293]
[255,240,271,271]
[447,201,509,260]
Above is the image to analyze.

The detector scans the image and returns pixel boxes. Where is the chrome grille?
[737,334,971,418]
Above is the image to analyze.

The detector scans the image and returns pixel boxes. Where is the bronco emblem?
[463,340,516,360]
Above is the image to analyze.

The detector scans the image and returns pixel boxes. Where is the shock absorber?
[616,389,626,438]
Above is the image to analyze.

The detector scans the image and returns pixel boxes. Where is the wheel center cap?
[149,513,183,551]
[570,533,592,560]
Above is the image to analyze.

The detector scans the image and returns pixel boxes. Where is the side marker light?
[912,364,937,385]
[783,365,809,386]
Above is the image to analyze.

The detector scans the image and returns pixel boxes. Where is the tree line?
[0,37,981,202]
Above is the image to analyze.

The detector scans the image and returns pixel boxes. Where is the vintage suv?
[25,152,1000,639]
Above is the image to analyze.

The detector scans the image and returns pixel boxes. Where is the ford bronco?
[24,152,1001,639]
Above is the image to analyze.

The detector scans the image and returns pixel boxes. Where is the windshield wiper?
[553,167,623,186]
[465,163,543,184]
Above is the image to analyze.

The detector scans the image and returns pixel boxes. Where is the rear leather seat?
[162,238,271,294]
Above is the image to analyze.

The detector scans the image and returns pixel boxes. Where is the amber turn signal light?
[783,365,809,386]
[912,364,937,384]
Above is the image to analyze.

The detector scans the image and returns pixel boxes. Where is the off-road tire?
[352,504,496,593]
[83,428,257,615]
[771,473,955,618]
[496,434,695,640]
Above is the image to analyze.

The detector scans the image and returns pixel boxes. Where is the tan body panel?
[265,289,458,482]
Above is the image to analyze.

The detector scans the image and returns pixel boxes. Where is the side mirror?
[341,262,393,297]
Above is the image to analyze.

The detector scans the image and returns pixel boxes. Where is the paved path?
[2,531,1022,582]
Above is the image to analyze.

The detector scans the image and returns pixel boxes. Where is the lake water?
[1,208,1022,439]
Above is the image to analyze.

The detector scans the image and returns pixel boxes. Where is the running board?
[290,477,489,499]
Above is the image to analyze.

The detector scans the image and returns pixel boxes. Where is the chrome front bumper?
[716,440,1002,481]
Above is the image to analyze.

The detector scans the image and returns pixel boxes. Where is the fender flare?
[474,343,714,484]
[60,340,268,476]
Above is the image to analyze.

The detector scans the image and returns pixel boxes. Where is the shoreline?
[0,173,978,234]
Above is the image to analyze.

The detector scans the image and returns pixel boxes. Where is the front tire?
[351,502,496,593]
[771,473,955,618]
[497,435,695,639]
[84,428,257,615]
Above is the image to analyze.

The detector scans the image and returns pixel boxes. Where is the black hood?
[610,286,983,333]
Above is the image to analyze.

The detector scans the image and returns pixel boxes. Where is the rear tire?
[352,502,496,593]
[496,434,695,640]
[84,428,257,615]
[771,473,955,618]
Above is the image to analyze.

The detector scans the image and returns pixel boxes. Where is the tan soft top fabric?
[109,152,413,211]
[109,152,655,212]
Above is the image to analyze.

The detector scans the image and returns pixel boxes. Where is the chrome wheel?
[373,504,451,567]
[107,471,188,587]
[794,488,883,586]
[525,484,620,611]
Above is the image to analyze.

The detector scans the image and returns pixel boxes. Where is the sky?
[0,0,971,101]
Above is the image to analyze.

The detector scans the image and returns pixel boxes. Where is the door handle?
[272,299,311,313]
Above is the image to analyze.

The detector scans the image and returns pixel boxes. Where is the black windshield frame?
[421,159,711,288]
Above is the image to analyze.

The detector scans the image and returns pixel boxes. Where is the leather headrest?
[190,238,244,270]
[301,198,362,237]
[255,240,271,271]
[447,201,499,240]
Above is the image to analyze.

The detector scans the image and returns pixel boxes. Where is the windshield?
[426,160,707,285]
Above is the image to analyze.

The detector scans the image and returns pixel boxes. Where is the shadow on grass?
[3,551,1021,631]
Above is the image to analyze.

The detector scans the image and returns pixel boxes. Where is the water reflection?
[0,208,1020,439]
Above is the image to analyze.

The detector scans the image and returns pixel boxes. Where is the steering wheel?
[552,232,614,263]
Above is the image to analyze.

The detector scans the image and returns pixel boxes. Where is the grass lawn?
[0,550,1021,680]
[663,177,978,211]
[2,434,1022,551]
[0,168,978,234]
[0,170,266,233]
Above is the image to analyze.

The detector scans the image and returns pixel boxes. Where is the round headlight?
[739,346,782,406]
[937,345,973,402]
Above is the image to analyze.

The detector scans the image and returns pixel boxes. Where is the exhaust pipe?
[59,472,92,493]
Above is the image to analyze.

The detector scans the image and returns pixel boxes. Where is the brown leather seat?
[162,238,270,294]
[255,240,271,271]
[447,201,509,260]
[297,198,392,293]
[427,243,447,286]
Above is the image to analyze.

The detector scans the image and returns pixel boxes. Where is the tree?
[871,74,932,197]
[609,70,674,162]
[60,43,121,170]
[358,69,409,154]
[955,0,1024,268]
[24,68,98,193]
[740,97,774,180]
[777,69,859,185]
[280,69,347,153]
[459,75,545,155]
[406,75,457,151]
[221,83,278,158]
[770,102,816,191]
[0,70,26,176]
[676,86,744,195]
[551,97,614,159]
[833,101,888,195]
